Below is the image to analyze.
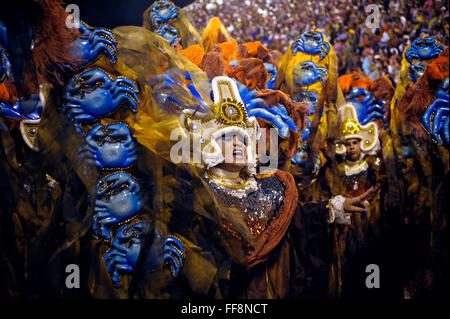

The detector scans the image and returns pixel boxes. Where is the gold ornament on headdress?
[342,118,360,136]
[181,76,259,170]
[213,98,248,128]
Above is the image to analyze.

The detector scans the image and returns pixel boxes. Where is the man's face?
[345,138,361,161]
[215,133,248,172]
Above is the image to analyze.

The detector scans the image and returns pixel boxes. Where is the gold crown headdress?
[335,103,379,156]
[181,76,259,170]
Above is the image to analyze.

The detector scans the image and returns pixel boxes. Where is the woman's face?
[215,133,248,172]
[345,138,362,161]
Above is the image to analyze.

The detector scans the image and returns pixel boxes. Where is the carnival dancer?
[133,73,375,298]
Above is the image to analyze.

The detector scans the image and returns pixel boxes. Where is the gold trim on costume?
[206,171,250,189]
[344,160,368,176]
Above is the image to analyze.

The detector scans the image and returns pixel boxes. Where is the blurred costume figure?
[338,72,388,126]
[143,0,202,49]
[131,61,375,297]
[275,29,345,201]
[394,46,448,298]
[1,0,185,298]
[333,103,388,298]
[335,71,406,298]
[0,0,82,297]
[43,26,196,297]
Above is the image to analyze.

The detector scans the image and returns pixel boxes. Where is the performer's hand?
[343,188,374,213]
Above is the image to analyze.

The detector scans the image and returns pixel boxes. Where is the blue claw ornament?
[436,77,449,97]
[264,62,277,90]
[247,103,297,139]
[104,222,168,287]
[151,72,186,110]
[149,0,180,29]
[405,37,444,64]
[155,24,180,46]
[301,117,311,142]
[291,30,330,61]
[271,104,298,132]
[346,87,386,125]
[401,144,413,159]
[293,90,318,115]
[164,235,185,277]
[70,22,117,66]
[409,62,427,83]
[312,152,321,174]
[292,118,319,173]
[151,71,210,114]
[0,94,42,120]
[62,69,139,134]
[291,143,309,167]
[103,221,149,287]
[94,172,142,240]
[236,81,297,138]
[80,123,137,168]
[293,61,328,87]
[235,81,265,109]
[291,141,321,174]
[421,89,449,146]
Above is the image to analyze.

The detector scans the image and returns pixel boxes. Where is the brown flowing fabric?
[247,170,298,268]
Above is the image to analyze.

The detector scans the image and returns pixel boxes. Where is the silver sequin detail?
[206,176,285,237]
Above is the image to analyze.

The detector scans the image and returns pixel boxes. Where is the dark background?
[68,0,196,28]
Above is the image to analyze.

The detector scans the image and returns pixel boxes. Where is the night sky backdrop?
[69,0,196,28]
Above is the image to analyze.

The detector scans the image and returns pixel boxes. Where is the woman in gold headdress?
[131,71,375,298]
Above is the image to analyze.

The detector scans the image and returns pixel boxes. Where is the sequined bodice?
[344,169,369,197]
[206,175,285,238]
